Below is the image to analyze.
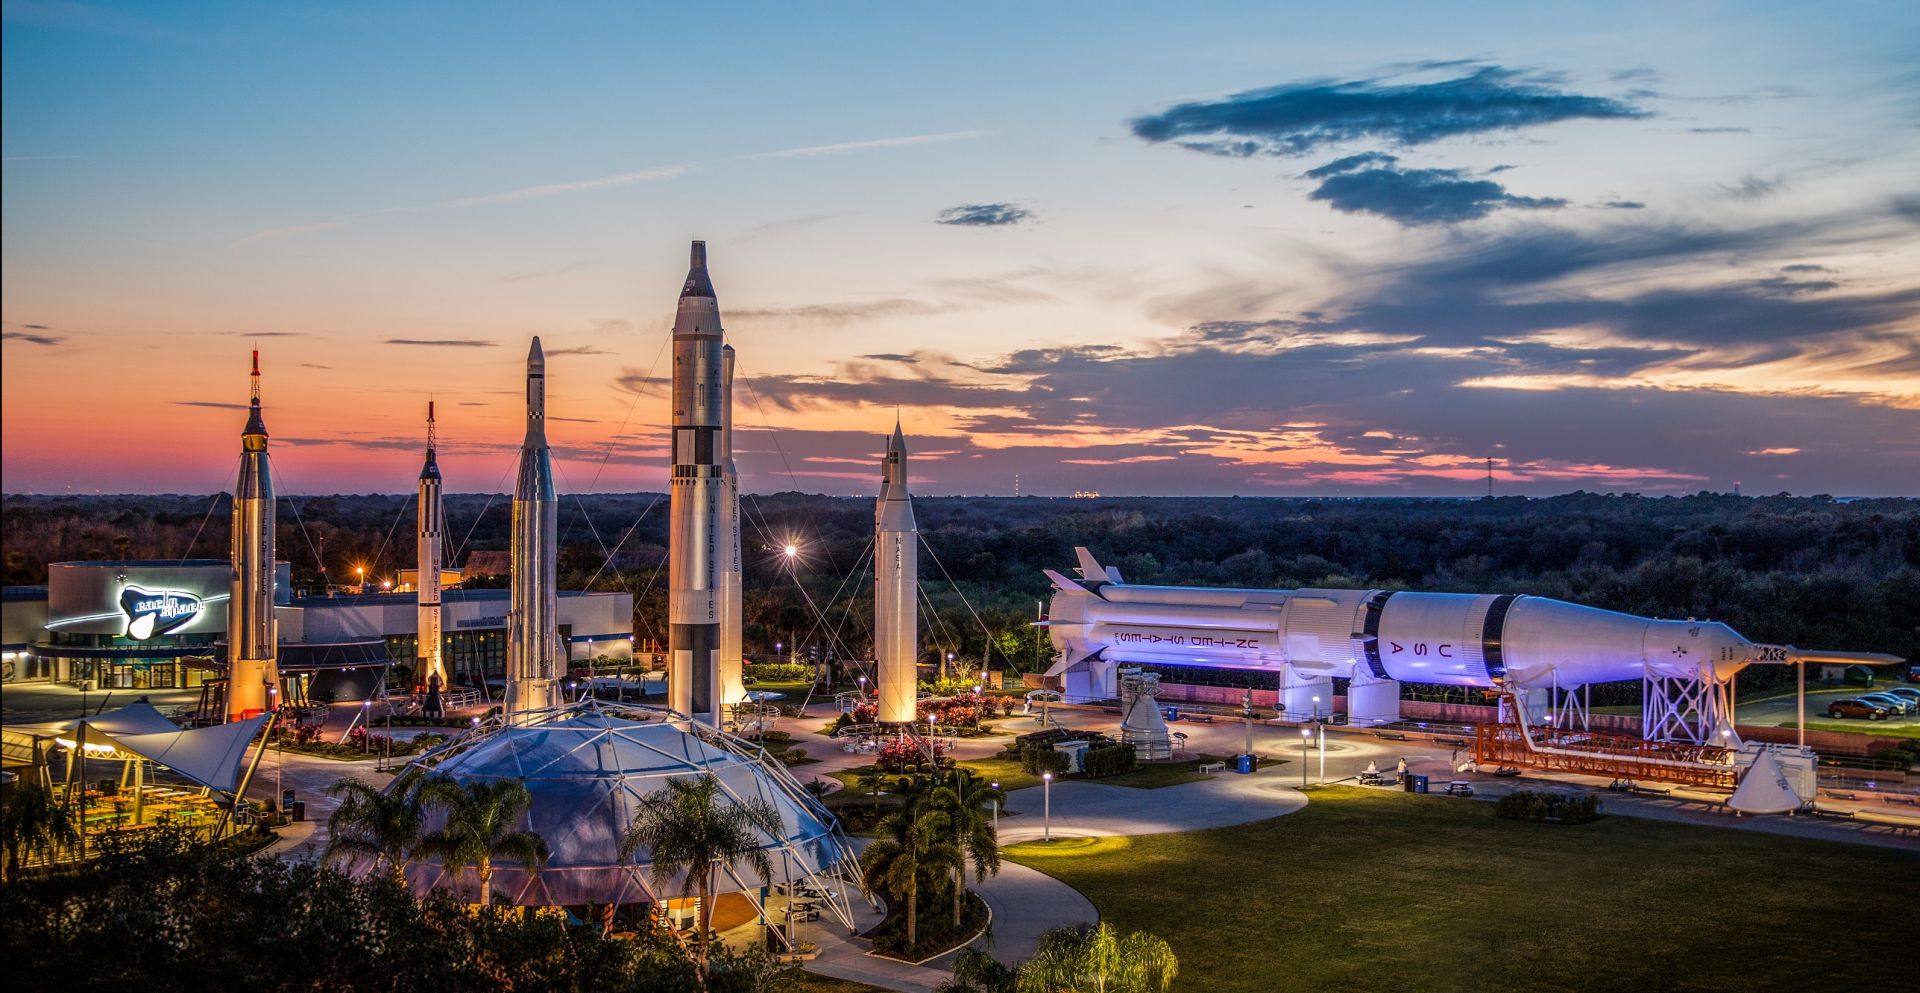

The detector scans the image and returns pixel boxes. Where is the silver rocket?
[668,241,725,726]
[874,422,918,724]
[717,344,748,716]
[416,401,447,694]
[505,337,560,715]
[226,350,280,720]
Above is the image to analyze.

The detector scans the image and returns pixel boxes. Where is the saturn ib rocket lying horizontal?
[1044,547,1900,738]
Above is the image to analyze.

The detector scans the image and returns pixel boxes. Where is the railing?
[1473,722,1738,789]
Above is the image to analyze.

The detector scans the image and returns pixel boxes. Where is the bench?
[1433,737,1469,747]
[1197,761,1227,775]
[1358,772,1387,786]
[1376,732,1411,741]
[1885,796,1918,807]
[1443,781,1475,797]
[1182,713,1218,724]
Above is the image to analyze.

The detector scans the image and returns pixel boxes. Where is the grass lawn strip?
[1005,785,1920,993]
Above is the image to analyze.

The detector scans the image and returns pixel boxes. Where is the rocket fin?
[1044,569,1088,594]
[1074,547,1107,582]
[1105,565,1124,584]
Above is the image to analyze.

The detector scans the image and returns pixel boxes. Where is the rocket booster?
[874,423,918,723]
[417,401,447,692]
[506,338,560,715]
[668,241,724,726]
[1045,546,1902,698]
[717,344,748,715]
[226,350,280,721]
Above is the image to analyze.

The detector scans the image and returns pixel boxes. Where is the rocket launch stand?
[1642,668,1738,746]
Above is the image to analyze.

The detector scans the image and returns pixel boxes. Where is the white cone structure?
[416,401,447,694]
[874,422,918,724]
[506,337,560,715]
[669,241,725,727]
[1728,749,1803,815]
[226,351,280,721]
[1118,666,1172,759]
[717,344,747,717]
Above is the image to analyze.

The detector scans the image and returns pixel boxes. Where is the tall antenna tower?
[1013,473,1021,498]
[1485,456,1494,499]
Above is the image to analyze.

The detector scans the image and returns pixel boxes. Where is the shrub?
[877,735,949,773]
[743,662,812,682]
[1021,745,1072,777]
[1495,790,1602,824]
[1083,743,1138,779]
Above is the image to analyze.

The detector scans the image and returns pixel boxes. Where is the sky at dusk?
[4,1,1917,498]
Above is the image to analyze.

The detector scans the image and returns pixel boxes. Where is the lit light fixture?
[783,544,798,559]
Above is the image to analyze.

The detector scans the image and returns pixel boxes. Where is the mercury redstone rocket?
[1045,547,1900,744]
[668,241,725,726]
[716,344,748,717]
[226,351,280,721]
[505,338,561,715]
[416,402,447,695]
[873,423,918,724]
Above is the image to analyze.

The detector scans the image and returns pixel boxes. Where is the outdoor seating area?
[76,785,224,836]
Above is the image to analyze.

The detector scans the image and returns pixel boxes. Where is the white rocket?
[668,241,725,726]
[717,344,748,717]
[505,337,560,715]
[416,401,447,695]
[1045,546,1900,743]
[225,350,280,721]
[874,422,918,724]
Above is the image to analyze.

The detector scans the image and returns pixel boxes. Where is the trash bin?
[1235,753,1254,774]
[1402,773,1417,792]
[1165,706,1180,722]
[282,788,296,810]
[1414,775,1430,794]
[291,800,306,822]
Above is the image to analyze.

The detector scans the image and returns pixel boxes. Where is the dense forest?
[5,492,1916,697]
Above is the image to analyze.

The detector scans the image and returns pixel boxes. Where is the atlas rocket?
[416,401,447,694]
[668,241,725,726]
[874,423,918,724]
[717,344,748,716]
[226,351,280,721]
[505,337,560,715]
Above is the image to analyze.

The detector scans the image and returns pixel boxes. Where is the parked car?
[1858,692,1914,716]
[1827,699,1890,720]
[1881,687,1920,708]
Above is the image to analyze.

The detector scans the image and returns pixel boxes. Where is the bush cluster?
[877,735,950,773]
[1494,790,1602,824]
[1020,745,1071,777]
[743,662,813,682]
[1082,743,1138,779]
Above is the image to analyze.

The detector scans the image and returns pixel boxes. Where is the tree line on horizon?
[4,491,1915,696]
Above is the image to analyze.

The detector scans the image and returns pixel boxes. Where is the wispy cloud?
[384,338,498,348]
[1303,155,1565,226]
[743,130,989,160]
[545,345,613,357]
[172,400,248,410]
[442,165,688,208]
[2,331,66,346]
[936,203,1035,227]
[220,330,310,337]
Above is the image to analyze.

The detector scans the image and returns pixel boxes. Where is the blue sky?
[3,1,1917,496]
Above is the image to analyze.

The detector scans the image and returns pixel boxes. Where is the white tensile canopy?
[32,699,182,738]
[1728,749,1803,815]
[394,703,860,919]
[62,714,270,795]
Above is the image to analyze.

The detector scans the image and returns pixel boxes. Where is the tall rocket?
[226,351,280,721]
[416,401,447,693]
[505,337,560,715]
[874,422,918,724]
[668,241,725,726]
[717,344,748,717]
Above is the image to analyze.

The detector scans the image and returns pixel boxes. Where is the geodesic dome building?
[391,701,860,926]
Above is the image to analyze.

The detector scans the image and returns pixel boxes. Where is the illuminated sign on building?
[119,586,206,639]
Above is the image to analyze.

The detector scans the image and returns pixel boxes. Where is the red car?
[1827,699,1890,720]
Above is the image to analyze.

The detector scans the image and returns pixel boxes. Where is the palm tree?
[936,946,1019,993]
[1,781,78,881]
[931,769,1001,929]
[412,777,548,908]
[323,773,425,885]
[618,773,782,982]
[1016,923,1178,993]
[860,805,960,952]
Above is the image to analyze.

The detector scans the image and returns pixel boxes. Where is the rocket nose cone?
[690,240,707,269]
[528,336,545,371]
[681,240,717,299]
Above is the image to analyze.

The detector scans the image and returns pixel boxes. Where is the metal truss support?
[1642,667,1736,745]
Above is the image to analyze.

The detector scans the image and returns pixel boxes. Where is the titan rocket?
[668,241,725,726]
[874,422,918,724]
[226,351,280,721]
[416,401,447,694]
[505,338,560,715]
[717,343,748,716]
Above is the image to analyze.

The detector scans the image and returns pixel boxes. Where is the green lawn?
[790,972,890,993]
[1005,785,1920,993]
[1776,719,1920,739]
[1094,754,1237,789]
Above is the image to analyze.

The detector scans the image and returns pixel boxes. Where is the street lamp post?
[990,780,1001,836]
[1300,727,1312,787]
[1312,694,1321,722]
[362,699,373,755]
[1042,771,1053,842]
[1317,723,1326,785]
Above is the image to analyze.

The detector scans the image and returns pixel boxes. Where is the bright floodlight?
[784,543,798,559]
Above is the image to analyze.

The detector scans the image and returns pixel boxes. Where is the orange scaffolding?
[1473,722,1738,789]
